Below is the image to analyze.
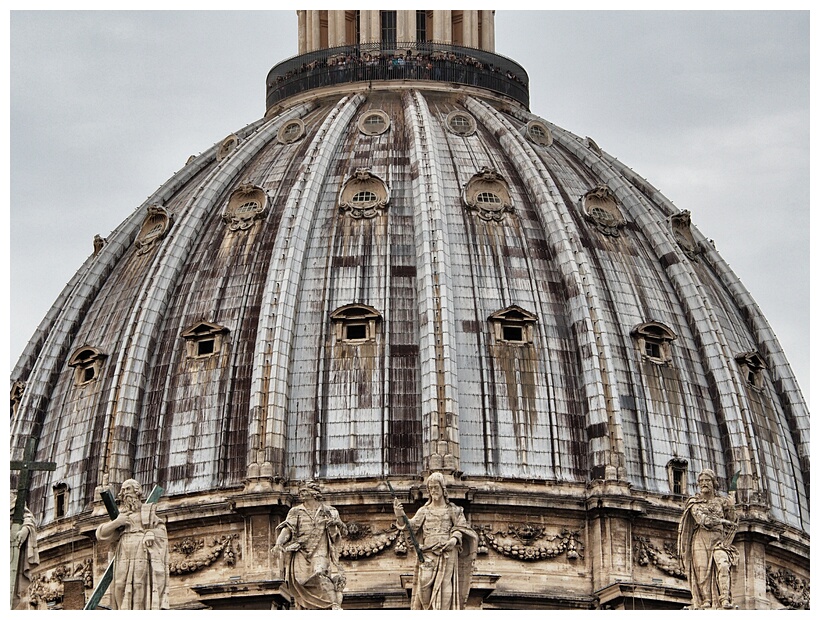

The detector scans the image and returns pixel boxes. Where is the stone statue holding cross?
[94,479,169,609]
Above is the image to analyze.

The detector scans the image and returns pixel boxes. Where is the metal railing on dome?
[265,41,530,109]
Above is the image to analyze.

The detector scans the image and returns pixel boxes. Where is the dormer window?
[68,346,107,386]
[446,111,476,136]
[631,321,676,365]
[489,306,538,344]
[331,304,382,343]
[357,110,390,136]
[463,167,513,222]
[525,120,553,147]
[181,320,229,359]
[217,133,240,161]
[11,381,25,419]
[135,205,172,255]
[667,459,688,496]
[338,168,390,219]
[581,185,625,237]
[278,119,305,144]
[735,351,766,391]
[223,183,267,231]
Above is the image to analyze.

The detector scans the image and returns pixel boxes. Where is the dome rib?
[248,93,365,482]
[466,95,626,481]
[404,89,462,472]
[104,111,307,487]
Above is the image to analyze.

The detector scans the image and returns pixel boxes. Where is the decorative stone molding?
[222,183,268,231]
[11,380,25,418]
[669,210,701,259]
[135,205,173,255]
[169,534,241,576]
[357,109,391,136]
[631,321,676,365]
[67,346,107,386]
[581,185,626,237]
[462,167,513,222]
[586,137,602,155]
[765,565,809,609]
[338,168,390,219]
[446,110,477,136]
[93,234,106,256]
[277,119,306,144]
[633,536,685,578]
[525,120,553,147]
[339,521,401,560]
[216,133,240,161]
[735,350,767,391]
[28,559,93,608]
[476,524,583,561]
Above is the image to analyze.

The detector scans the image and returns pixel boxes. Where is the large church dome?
[11,10,808,610]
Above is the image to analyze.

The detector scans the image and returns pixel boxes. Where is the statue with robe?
[273,481,347,610]
[677,469,739,609]
[392,472,478,610]
[11,494,40,610]
[94,479,169,609]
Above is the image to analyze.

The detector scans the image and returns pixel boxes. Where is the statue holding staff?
[391,473,478,610]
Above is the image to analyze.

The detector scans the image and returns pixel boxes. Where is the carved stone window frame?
[735,351,767,391]
[463,167,513,222]
[631,321,676,365]
[666,458,688,496]
[669,210,701,259]
[331,304,382,343]
[357,110,391,136]
[446,111,476,137]
[216,133,240,161]
[489,306,538,345]
[11,380,25,419]
[581,185,626,237]
[68,346,107,386]
[525,120,553,147]
[181,320,229,359]
[338,168,390,219]
[135,205,173,255]
[222,183,268,231]
[277,119,306,144]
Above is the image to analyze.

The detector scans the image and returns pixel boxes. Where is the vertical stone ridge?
[247,93,365,484]
[404,89,461,473]
[465,96,626,482]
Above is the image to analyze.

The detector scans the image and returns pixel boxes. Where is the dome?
[10,10,809,611]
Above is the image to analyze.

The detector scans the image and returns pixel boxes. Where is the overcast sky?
[8,10,810,405]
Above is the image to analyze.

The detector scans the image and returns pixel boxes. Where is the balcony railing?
[266,41,529,110]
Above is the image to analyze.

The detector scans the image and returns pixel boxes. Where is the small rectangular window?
[673,469,683,495]
[345,324,368,341]
[82,367,96,383]
[502,325,524,342]
[645,342,661,359]
[197,339,215,356]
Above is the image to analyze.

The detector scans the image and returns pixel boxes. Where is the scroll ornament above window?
[222,183,268,231]
[338,168,390,219]
[582,185,626,237]
[669,210,701,259]
[735,350,767,390]
[216,133,240,161]
[135,205,173,255]
[463,167,513,222]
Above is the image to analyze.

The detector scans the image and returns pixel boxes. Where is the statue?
[392,472,478,609]
[677,469,739,609]
[94,479,169,609]
[273,481,347,610]
[11,493,40,610]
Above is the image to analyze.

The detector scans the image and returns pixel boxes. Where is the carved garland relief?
[135,205,172,255]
